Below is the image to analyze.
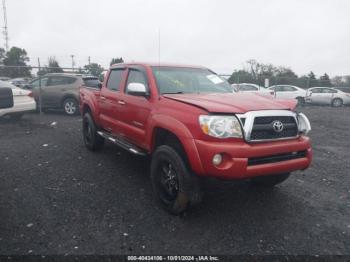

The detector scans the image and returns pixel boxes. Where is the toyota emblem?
[272,120,284,133]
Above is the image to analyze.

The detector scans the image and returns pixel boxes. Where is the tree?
[3,47,31,78]
[318,73,332,87]
[84,63,104,77]
[47,57,63,73]
[228,70,254,84]
[0,48,6,76]
[110,57,124,66]
[275,67,298,78]
[308,71,316,80]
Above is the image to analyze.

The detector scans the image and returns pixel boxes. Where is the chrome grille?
[251,116,298,140]
[236,110,300,142]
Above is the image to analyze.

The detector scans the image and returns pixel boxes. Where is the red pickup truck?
[79,63,312,214]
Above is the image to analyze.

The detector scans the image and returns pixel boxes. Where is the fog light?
[212,154,223,166]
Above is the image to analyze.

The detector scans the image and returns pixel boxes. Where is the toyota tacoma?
[79,63,312,214]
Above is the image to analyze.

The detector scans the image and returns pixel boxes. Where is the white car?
[231,83,274,97]
[0,80,36,120]
[305,87,350,107]
[268,85,307,104]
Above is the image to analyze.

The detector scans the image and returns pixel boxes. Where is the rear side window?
[48,76,76,86]
[107,69,124,91]
[83,78,100,88]
[283,86,297,91]
[240,85,258,91]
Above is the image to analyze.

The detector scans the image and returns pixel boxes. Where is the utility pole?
[2,0,9,51]
[88,56,91,65]
[70,55,75,71]
[38,58,42,115]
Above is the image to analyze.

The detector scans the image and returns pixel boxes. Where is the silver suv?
[27,73,100,115]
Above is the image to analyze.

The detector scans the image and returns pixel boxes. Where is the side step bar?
[97,131,147,156]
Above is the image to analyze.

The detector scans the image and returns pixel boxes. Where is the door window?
[30,77,48,88]
[47,76,76,86]
[239,84,258,91]
[107,69,124,91]
[283,86,297,92]
[126,70,148,94]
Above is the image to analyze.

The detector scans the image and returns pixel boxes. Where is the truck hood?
[163,93,297,113]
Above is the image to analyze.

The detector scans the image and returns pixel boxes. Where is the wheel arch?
[148,115,204,175]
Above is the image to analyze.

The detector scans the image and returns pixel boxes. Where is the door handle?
[118,100,126,105]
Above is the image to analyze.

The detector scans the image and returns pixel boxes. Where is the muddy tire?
[82,112,104,151]
[150,145,202,215]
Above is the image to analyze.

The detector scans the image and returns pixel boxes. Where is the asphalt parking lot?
[0,106,349,255]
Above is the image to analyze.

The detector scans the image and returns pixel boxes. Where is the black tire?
[151,145,202,215]
[332,98,343,107]
[296,97,305,106]
[250,173,290,187]
[63,98,79,115]
[82,112,104,151]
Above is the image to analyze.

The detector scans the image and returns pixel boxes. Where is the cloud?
[5,0,350,76]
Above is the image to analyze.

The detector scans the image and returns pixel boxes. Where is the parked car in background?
[26,73,100,115]
[305,87,350,107]
[268,85,307,105]
[335,87,350,94]
[0,80,36,120]
[231,83,274,97]
[9,78,31,88]
[0,76,11,81]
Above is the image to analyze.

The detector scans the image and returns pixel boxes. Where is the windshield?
[152,67,232,94]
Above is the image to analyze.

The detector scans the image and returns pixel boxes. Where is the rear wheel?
[151,145,202,215]
[250,173,290,187]
[332,98,343,107]
[63,98,79,115]
[82,112,104,151]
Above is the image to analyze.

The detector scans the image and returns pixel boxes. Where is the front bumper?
[193,136,312,179]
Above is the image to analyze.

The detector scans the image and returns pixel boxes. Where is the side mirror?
[127,82,148,97]
[0,87,14,109]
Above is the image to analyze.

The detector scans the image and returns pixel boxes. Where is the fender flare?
[146,114,204,175]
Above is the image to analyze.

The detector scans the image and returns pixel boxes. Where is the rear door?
[117,67,151,148]
[321,88,337,105]
[99,68,126,134]
[44,76,77,108]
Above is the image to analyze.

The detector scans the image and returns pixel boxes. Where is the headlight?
[199,115,243,138]
[297,113,311,135]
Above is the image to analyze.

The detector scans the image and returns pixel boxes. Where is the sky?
[4,0,350,77]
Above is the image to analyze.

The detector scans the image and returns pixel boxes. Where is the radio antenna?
[158,28,160,65]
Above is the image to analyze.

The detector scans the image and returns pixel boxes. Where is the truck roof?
[110,62,207,70]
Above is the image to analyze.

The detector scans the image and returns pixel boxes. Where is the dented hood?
[163,93,297,113]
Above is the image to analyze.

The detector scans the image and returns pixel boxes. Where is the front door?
[117,68,151,149]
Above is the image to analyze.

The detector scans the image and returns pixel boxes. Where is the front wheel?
[82,112,104,151]
[63,98,79,115]
[150,145,202,215]
[250,173,290,187]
